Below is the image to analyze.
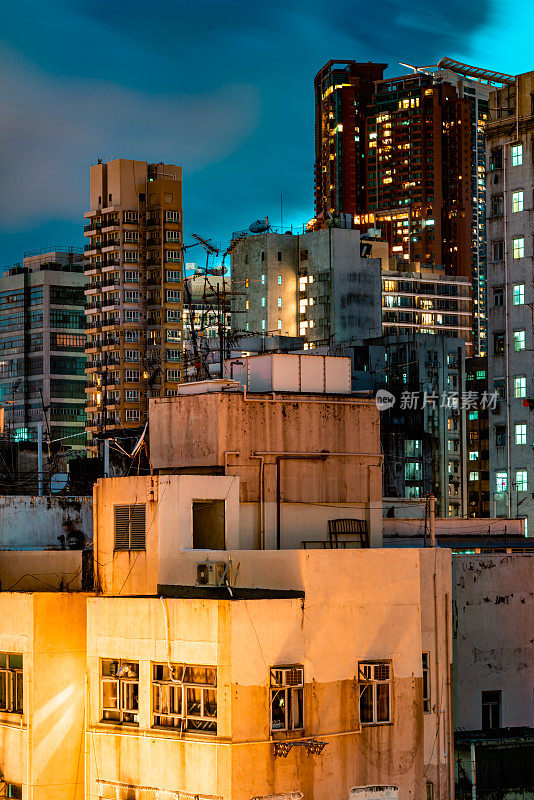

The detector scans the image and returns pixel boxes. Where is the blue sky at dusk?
[0,0,531,266]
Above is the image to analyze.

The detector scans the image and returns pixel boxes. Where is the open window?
[270,666,304,733]
[152,663,217,732]
[192,500,225,549]
[101,659,139,725]
[359,661,392,724]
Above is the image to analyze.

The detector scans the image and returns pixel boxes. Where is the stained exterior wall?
[149,389,382,546]
[0,593,88,800]
[86,548,452,800]
[0,495,92,550]
[453,553,534,730]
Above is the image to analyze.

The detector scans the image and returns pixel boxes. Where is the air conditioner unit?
[196,561,227,587]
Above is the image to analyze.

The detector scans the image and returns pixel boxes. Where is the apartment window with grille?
[124,251,139,263]
[125,329,140,342]
[114,504,146,551]
[153,664,217,732]
[125,390,140,402]
[278,275,282,284]
[490,195,503,216]
[125,291,139,303]
[166,329,181,341]
[422,653,431,713]
[125,409,140,423]
[166,309,181,322]
[514,330,526,351]
[165,270,181,283]
[124,310,140,323]
[101,659,139,724]
[124,211,139,222]
[270,666,304,733]
[490,148,503,170]
[512,190,524,212]
[124,350,139,362]
[516,469,528,492]
[513,284,525,305]
[166,290,181,303]
[167,369,181,382]
[125,370,140,382]
[494,288,504,307]
[0,653,23,713]
[125,271,139,283]
[359,661,392,724]
[166,349,181,362]
[124,231,139,242]
[166,230,181,242]
[166,251,181,262]
[166,210,181,223]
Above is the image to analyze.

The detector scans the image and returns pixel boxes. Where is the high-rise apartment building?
[314,58,515,355]
[486,71,534,532]
[231,228,471,350]
[0,248,86,448]
[84,159,183,450]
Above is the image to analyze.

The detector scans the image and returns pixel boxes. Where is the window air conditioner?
[196,561,227,587]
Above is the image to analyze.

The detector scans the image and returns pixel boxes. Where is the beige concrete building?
[84,159,184,450]
[0,593,88,800]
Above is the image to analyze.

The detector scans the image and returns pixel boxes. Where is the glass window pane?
[204,689,217,718]
[8,654,22,670]
[0,672,7,710]
[377,683,390,722]
[186,686,203,717]
[15,673,23,713]
[360,683,374,723]
[271,689,287,729]
[102,681,118,709]
[290,687,304,729]
[122,682,139,711]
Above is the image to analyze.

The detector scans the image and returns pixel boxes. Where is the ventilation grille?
[114,504,146,551]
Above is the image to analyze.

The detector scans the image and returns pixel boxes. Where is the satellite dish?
[249,219,270,234]
[50,473,68,493]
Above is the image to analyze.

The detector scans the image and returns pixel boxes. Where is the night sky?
[0,0,530,268]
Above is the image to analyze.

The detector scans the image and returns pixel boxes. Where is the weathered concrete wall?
[453,554,534,729]
[87,549,452,800]
[0,550,85,591]
[0,495,92,550]
[149,391,383,545]
[0,593,87,800]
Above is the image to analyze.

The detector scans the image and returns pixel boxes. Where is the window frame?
[269,665,305,734]
[358,660,392,725]
[152,663,217,733]
[511,144,523,166]
[514,376,527,399]
[0,653,23,714]
[100,658,139,725]
[422,652,431,714]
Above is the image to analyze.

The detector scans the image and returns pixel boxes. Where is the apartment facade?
[0,249,86,449]
[314,58,515,356]
[486,71,534,532]
[84,159,183,450]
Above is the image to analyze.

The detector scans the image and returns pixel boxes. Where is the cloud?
[0,46,260,229]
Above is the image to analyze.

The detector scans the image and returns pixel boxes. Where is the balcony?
[102,278,121,289]
[85,300,102,311]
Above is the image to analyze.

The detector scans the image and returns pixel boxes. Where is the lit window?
[512,190,524,212]
[469,451,479,461]
[261,297,266,307]
[261,320,266,330]
[278,275,282,285]
[516,469,528,492]
[359,662,391,724]
[513,284,525,305]
[514,330,526,351]
[496,471,507,493]
[101,659,139,724]
[261,274,266,285]
[515,423,527,445]
[153,664,217,732]
[277,320,282,330]
[245,300,249,310]
[511,144,523,166]
[469,471,479,481]
[468,411,478,421]
[514,376,526,398]
[270,666,304,733]
[0,653,23,713]
[277,297,282,308]
[513,237,525,259]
